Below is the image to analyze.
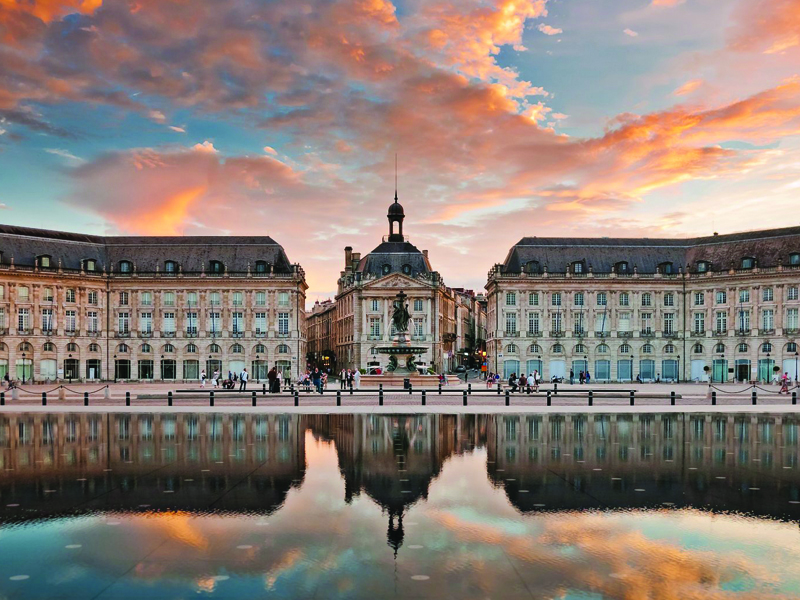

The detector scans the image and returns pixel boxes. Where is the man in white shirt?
[239,368,249,391]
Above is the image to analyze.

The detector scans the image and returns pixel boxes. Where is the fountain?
[376,291,429,374]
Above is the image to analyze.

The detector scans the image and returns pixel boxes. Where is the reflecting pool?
[1,412,800,599]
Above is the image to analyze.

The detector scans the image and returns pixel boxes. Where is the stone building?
[332,193,458,373]
[306,299,336,372]
[0,225,307,382]
[486,227,800,382]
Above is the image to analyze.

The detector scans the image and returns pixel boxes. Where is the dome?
[388,200,405,217]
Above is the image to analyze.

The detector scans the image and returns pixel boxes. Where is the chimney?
[352,252,361,262]
[713,232,718,236]
[422,249,428,259]
[344,246,353,267]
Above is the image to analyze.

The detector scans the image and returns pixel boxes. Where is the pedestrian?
[268,367,277,393]
[200,369,207,388]
[579,371,585,384]
[487,372,493,389]
[312,367,322,394]
[570,369,575,385]
[585,371,591,384]
[347,369,354,390]
[354,369,361,390]
[340,368,347,390]
[239,368,248,391]
[509,373,518,392]
[533,370,540,392]
[212,370,219,388]
[276,369,282,392]
[780,372,790,394]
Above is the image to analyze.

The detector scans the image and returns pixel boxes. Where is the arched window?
[738,343,748,352]
[381,264,391,275]
[619,343,631,354]
[506,344,517,353]
[402,264,412,275]
[693,343,704,354]
[163,344,175,353]
[164,260,178,274]
[140,343,152,353]
[664,344,675,354]
[741,257,755,269]
[209,260,224,274]
[254,344,266,354]
[714,343,726,353]
[761,342,772,353]
[66,342,78,352]
[117,343,129,353]
[119,260,133,274]
[186,343,198,353]
[574,343,587,353]
[18,342,33,352]
[230,343,244,354]
[0,342,7,352]
[209,344,221,354]
[552,344,564,353]
[89,343,100,352]
[642,344,654,354]
[786,341,797,353]
[597,344,609,353]
[43,342,56,352]
[255,260,268,274]
[696,260,710,273]
[277,344,290,354]
[528,344,541,353]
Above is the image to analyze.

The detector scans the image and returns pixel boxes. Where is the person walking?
[239,368,248,391]
[200,370,207,388]
[354,369,361,390]
[268,367,277,393]
[276,369,282,392]
[569,369,575,385]
[312,367,322,394]
[533,370,540,392]
[212,370,219,388]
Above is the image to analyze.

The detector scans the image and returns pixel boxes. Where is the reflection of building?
[0,413,305,516]
[0,225,307,382]
[487,228,800,382]
[487,413,800,518]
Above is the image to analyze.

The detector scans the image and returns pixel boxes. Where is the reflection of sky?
[0,431,799,599]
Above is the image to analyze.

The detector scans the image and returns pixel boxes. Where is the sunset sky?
[2,0,800,303]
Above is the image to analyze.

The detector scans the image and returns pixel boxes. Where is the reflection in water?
[0,412,799,599]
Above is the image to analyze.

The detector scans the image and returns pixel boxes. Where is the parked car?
[454,365,467,373]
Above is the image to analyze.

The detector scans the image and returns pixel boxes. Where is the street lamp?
[21,351,26,384]
[766,352,771,384]
[795,352,798,386]
[719,352,725,384]
[68,353,73,385]
[676,355,681,384]
[113,353,117,383]
[630,354,634,382]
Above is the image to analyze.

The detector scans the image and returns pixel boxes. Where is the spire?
[394,152,398,203]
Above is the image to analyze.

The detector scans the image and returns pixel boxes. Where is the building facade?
[486,228,800,383]
[0,225,307,382]
[306,299,336,372]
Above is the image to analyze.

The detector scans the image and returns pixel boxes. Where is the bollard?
[712,390,717,406]
[294,390,299,406]
[438,383,442,395]
[463,390,468,406]
[409,383,413,395]
[526,385,531,395]
[350,383,353,395]
[379,383,383,393]
[42,392,47,406]
[379,389,384,406]
[252,391,257,407]
[505,390,510,406]
[546,390,551,406]
[588,390,593,407]
[554,383,558,395]
[263,383,267,396]
[168,391,173,407]
[468,383,472,395]
[210,391,215,407]
[670,391,675,406]
[752,390,757,405]
[496,383,501,395]
[629,390,635,406]
[0,392,4,406]
[126,391,130,406]
[793,391,797,405]
[336,390,341,407]
[84,391,89,407]
[421,390,426,406]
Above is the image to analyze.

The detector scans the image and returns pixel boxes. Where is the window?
[530,344,542,353]
[119,260,132,273]
[233,292,243,307]
[694,312,705,333]
[255,260,268,274]
[163,344,175,353]
[254,343,266,354]
[761,309,774,330]
[413,318,424,337]
[737,309,750,332]
[528,312,540,334]
[42,287,54,302]
[738,343,748,352]
[790,253,800,265]
[370,318,382,338]
[574,292,584,306]
[714,343,725,353]
[597,292,607,306]
[505,312,517,335]
[278,312,290,335]
[664,293,674,307]
[787,308,799,330]
[37,255,51,268]
[402,264,411,275]
[763,287,774,302]
[693,343,703,354]
[84,259,96,272]
[185,312,198,335]
[209,260,224,274]
[696,261,710,273]
[739,289,750,303]
[641,312,652,334]
[620,343,631,353]
[664,344,675,354]
[575,343,587,353]
[382,264,391,275]
[619,292,630,306]
[186,343,197,353]
[788,287,798,301]
[231,343,244,354]
[163,292,175,306]
[551,312,562,333]
[164,260,178,274]
[209,311,220,333]
[65,310,76,333]
[716,291,727,304]
[572,262,583,274]
[89,343,100,352]
[642,344,653,354]
[552,292,562,306]
[278,292,290,306]
[664,312,675,334]
[42,308,54,332]
[118,312,130,333]
[140,312,152,333]
[741,257,755,269]
[414,299,423,311]
[615,261,629,273]
[529,292,539,306]
[141,291,152,306]
[255,312,266,334]
[117,343,129,353]
[573,312,585,335]
[618,312,631,332]
[209,343,221,354]
[232,312,243,333]
[552,344,563,353]
[140,343,152,353]
[370,299,379,312]
[788,342,797,353]
[17,286,29,301]
[715,311,727,333]
[88,290,98,305]
[0,308,4,330]
[87,311,98,333]
[597,344,609,353]
[762,342,772,353]
[65,289,76,303]
[505,343,518,354]
[641,293,652,307]
[694,292,705,306]
[659,262,674,274]
[119,291,129,306]
[163,312,176,333]
[256,291,266,306]
[506,292,516,306]
[210,292,221,306]
[187,292,198,306]
[526,261,540,274]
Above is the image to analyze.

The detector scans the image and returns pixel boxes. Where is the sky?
[2,0,800,305]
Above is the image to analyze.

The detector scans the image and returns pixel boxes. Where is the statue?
[391,290,411,334]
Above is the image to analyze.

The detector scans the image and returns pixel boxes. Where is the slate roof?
[356,240,433,277]
[501,226,800,274]
[0,224,296,274]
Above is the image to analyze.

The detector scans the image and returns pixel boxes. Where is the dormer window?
[572,261,584,274]
[526,261,540,274]
[164,260,178,274]
[36,255,52,268]
[402,264,412,275]
[119,260,133,274]
[382,264,391,275]
[658,262,674,274]
[209,260,224,274]
[696,260,710,273]
[615,261,629,273]
[255,260,268,274]
[83,259,96,272]
[741,257,755,269]
[790,253,800,266]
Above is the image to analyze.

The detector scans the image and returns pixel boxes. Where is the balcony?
[0,328,8,336]
[640,329,654,338]
[785,328,799,335]
[209,331,221,338]
[115,331,131,338]
[160,331,176,338]
[277,332,290,338]
[185,331,198,338]
[759,328,775,336]
[231,331,244,338]
[527,330,543,337]
[368,335,382,341]
[65,329,78,337]
[618,331,633,338]
[17,328,32,335]
[662,331,680,339]
[504,331,520,337]
[138,331,153,338]
[86,330,101,337]
[713,329,727,337]
[735,329,751,336]
[690,330,706,337]
[41,328,55,336]
[594,332,610,338]
[551,331,565,338]
[254,331,267,338]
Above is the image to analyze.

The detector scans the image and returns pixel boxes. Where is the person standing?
[354,368,361,390]
[276,369,283,393]
[569,369,575,385]
[267,366,277,393]
[340,368,347,390]
[312,367,322,394]
[200,370,207,388]
[212,370,219,388]
[239,368,248,391]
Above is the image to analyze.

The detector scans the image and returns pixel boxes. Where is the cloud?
[0,203,8,209]
[263,146,278,155]
[651,0,686,6]
[168,125,186,133]
[623,28,638,37]
[537,24,562,36]
[673,79,704,96]
[148,110,166,123]
[727,0,800,55]
[45,147,84,162]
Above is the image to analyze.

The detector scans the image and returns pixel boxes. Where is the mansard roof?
[501,226,800,274]
[355,240,433,278]
[0,224,296,274]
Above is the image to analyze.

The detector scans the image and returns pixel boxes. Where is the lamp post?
[766,352,771,384]
[676,355,681,384]
[719,352,724,384]
[113,354,117,383]
[68,353,73,385]
[795,351,798,386]
[21,351,27,384]
[630,354,634,382]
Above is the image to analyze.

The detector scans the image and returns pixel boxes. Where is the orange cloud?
[0,0,102,22]
[673,79,704,96]
[728,0,800,55]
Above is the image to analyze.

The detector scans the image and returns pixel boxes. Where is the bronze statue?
[391,291,411,333]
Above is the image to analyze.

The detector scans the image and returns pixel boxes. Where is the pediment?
[362,273,431,290]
